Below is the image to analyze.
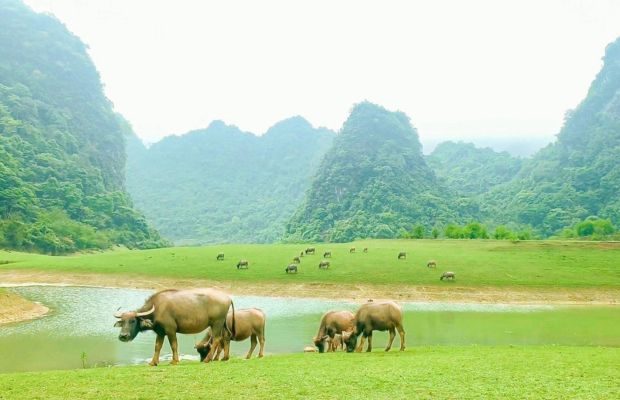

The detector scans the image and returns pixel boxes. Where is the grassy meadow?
[1,240,620,289]
[0,346,617,400]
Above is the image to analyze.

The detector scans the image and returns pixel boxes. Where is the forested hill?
[427,141,522,196]
[0,0,166,253]
[482,36,620,236]
[285,102,464,242]
[126,117,335,244]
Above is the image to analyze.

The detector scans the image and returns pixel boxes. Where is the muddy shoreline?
[0,288,49,326]
[1,269,618,306]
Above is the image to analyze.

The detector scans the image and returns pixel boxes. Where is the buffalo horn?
[136,305,155,317]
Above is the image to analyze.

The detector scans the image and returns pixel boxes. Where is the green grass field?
[1,240,620,288]
[0,346,617,399]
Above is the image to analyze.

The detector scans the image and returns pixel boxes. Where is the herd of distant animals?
[112,248,457,364]
[215,248,456,281]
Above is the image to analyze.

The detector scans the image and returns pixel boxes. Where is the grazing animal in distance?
[323,251,331,258]
[349,247,355,253]
[113,288,235,365]
[313,310,355,353]
[300,251,304,257]
[216,253,225,261]
[398,252,406,260]
[318,260,330,269]
[196,308,266,360]
[236,260,249,269]
[285,264,298,274]
[440,271,455,281]
[342,301,405,353]
[427,260,437,268]
[305,247,316,255]
[363,247,368,253]
[293,256,301,263]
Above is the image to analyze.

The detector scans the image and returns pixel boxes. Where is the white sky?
[24,0,620,153]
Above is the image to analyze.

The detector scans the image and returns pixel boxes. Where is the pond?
[0,286,618,373]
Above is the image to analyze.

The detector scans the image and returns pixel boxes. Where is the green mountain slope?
[126,117,334,244]
[427,141,522,197]
[482,37,620,235]
[0,0,166,253]
[285,102,463,242]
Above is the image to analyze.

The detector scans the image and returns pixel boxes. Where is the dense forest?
[126,117,334,244]
[0,0,166,253]
[481,36,620,237]
[284,102,467,242]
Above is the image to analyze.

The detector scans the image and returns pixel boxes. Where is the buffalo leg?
[258,333,265,358]
[356,335,366,352]
[149,334,165,366]
[397,325,406,351]
[386,328,396,351]
[205,322,224,363]
[221,337,231,361]
[215,338,224,361]
[366,333,373,352]
[167,332,180,365]
[246,335,258,359]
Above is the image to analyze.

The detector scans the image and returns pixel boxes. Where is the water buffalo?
[237,260,249,269]
[305,247,316,255]
[300,251,304,257]
[342,301,405,353]
[398,252,406,260]
[318,260,330,269]
[427,260,437,268]
[196,308,266,360]
[313,310,355,353]
[323,251,331,258]
[216,253,225,261]
[285,264,298,273]
[349,247,355,253]
[363,247,368,253]
[293,256,301,263]
[113,288,236,365]
[440,271,455,281]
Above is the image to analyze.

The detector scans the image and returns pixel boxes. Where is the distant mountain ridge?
[126,116,335,244]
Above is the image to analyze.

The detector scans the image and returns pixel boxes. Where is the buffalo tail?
[226,299,237,340]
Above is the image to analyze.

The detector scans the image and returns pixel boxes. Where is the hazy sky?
[24,0,620,153]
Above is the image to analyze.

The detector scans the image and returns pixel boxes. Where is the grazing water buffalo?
[427,260,437,268]
[285,264,298,273]
[398,252,406,260]
[113,288,236,365]
[300,251,304,257]
[216,253,225,261]
[305,247,316,255]
[318,260,330,269]
[313,310,355,353]
[349,247,355,253]
[293,256,301,263]
[342,301,405,353]
[440,271,455,281]
[323,251,331,258]
[237,260,249,269]
[363,247,368,253]
[196,308,266,360]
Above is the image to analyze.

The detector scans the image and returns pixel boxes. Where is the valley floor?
[0,346,617,399]
[0,269,619,305]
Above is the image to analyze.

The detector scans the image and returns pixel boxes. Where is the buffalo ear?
[113,321,122,328]
[139,319,154,329]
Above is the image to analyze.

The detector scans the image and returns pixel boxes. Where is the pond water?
[0,286,618,373]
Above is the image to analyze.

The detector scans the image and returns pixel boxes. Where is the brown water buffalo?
[318,260,330,269]
[216,253,225,261]
[349,247,355,253]
[398,252,406,260]
[236,260,249,269]
[440,271,455,281]
[323,251,331,258]
[313,310,355,353]
[342,301,405,353]
[427,260,437,268]
[285,264,298,273]
[293,256,301,263]
[113,288,236,365]
[363,247,368,253]
[196,308,266,360]
[305,247,316,255]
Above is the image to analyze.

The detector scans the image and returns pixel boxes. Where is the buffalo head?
[113,305,155,342]
[313,335,329,353]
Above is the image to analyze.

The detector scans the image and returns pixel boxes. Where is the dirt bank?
[1,269,618,305]
[0,288,49,325]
